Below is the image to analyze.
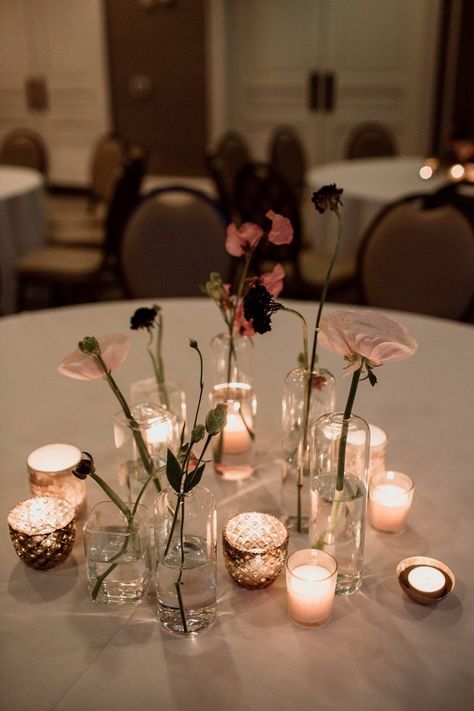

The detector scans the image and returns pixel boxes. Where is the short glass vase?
[154,485,217,635]
[130,377,187,433]
[84,501,151,604]
[281,367,336,533]
[309,412,369,595]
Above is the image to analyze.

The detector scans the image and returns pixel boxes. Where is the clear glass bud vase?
[154,485,217,635]
[210,333,257,480]
[281,367,336,533]
[130,378,187,434]
[114,403,179,504]
[309,412,369,595]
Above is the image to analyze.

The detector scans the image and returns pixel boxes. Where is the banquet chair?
[0,128,49,177]
[423,180,474,231]
[205,130,251,222]
[15,150,145,311]
[345,122,397,160]
[268,125,307,202]
[47,132,129,247]
[120,186,230,298]
[358,198,474,320]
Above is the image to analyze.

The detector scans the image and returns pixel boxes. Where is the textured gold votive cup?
[396,556,455,605]
[222,512,289,589]
[8,496,76,570]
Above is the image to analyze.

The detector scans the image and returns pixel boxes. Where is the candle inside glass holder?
[222,512,288,589]
[27,443,85,516]
[369,470,414,533]
[346,423,388,480]
[211,382,257,481]
[286,549,337,627]
[8,496,76,569]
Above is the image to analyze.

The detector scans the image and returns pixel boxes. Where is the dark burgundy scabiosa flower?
[311,184,343,214]
[73,452,95,480]
[243,283,283,335]
[130,305,160,330]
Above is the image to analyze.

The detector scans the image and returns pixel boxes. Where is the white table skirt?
[1,298,473,710]
[0,166,47,314]
[306,157,449,261]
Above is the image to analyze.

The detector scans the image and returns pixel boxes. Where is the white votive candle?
[223,411,251,454]
[286,550,337,627]
[369,470,414,533]
[407,566,446,596]
[346,423,387,479]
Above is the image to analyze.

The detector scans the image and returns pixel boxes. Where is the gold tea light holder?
[222,512,289,589]
[396,556,455,605]
[8,496,76,570]
[27,442,86,517]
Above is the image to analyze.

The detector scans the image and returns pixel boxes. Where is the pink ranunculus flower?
[266,210,294,245]
[260,263,285,297]
[318,309,418,374]
[225,222,263,257]
[58,333,131,380]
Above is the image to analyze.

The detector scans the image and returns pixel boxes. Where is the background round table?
[0,165,47,314]
[0,298,472,710]
[306,157,449,262]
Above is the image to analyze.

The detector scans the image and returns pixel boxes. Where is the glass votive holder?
[369,470,414,533]
[222,512,288,589]
[286,549,337,627]
[130,378,187,432]
[114,403,178,500]
[346,423,388,480]
[211,382,257,481]
[27,442,86,517]
[7,495,76,570]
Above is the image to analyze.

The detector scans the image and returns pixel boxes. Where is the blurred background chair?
[423,180,474,231]
[268,125,307,203]
[47,131,129,247]
[0,128,49,178]
[16,149,145,311]
[120,186,230,298]
[205,130,251,223]
[345,122,397,159]
[357,196,474,320]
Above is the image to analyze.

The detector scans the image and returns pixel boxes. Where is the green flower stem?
[283,308,309,371]
[192,344,204,431]
[90,472,131,522]
[176,495,188,633]
[336,365,362,491]
[226,249,254,384]
[97,354,159,492]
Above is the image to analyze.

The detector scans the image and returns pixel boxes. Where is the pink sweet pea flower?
[58,334,130,380]
[225,222,263,257]
[260,263,285,297]
[318,309,417,374]
[266,210,294,245]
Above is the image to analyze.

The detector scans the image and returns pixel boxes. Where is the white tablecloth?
[306,157,449,261]
[1,298,473,710]
[0,166,47,314]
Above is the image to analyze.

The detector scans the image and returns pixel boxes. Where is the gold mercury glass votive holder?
[222,512,289,589]
[8,496,76,570]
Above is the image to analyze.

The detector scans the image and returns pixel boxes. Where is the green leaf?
[183,463,205,493]
[166,448,183,493]
[205,403,228,435]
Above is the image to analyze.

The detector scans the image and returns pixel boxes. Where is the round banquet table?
[0,165,47,315]
[306,157,449,263]
[0,298,473,711]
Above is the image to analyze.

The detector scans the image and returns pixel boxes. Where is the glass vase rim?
[85,500,148,530]
[286,365,335,377]
[113,402,176,428]
[316,411,369,428]
[159,483,215,502]
[212,331,252,343]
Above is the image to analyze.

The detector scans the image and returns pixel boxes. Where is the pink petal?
[260,263,285,297]
[58,334,130,380]
[225,224,245,257]
[266,210,294,245]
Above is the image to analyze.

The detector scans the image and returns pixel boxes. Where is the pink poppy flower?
[318,309,418,374]
[225,222,263,257]
[260,263,285,297]
[58,333,130,380]
[266,210,294,245]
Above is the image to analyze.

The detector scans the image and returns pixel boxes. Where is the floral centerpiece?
[243,185,343,531]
